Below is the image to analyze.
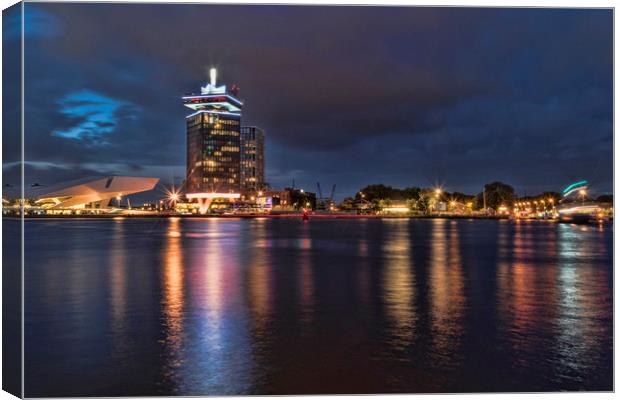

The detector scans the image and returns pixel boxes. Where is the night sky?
[3,4,613,201]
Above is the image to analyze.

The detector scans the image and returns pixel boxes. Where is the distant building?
[240,126,265,192]
[183,68,243,212]
[258,188,316,210]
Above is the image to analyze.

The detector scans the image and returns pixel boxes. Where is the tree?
[340,197,356,210]
[406,198,418,211]
[402,186,422,200]
[370,198,383,213]
[450,191,475,204]
[596,194,613,203]
[356,184,398,202]
[473,192,485,210]
[416,192,432,215]
[479,181,515,210]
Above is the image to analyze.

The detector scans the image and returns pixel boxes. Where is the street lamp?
[579,189,587,204]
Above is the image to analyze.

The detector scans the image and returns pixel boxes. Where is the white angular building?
[31,176,159,209]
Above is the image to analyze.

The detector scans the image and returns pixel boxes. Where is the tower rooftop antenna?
[210,68,217,86]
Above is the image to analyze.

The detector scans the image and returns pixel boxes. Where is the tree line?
[338,182,611,213]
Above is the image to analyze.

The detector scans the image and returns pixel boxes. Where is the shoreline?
[7,213,536,221]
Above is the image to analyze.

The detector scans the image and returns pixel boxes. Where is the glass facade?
[240,126,265,192]
[186,112,241,193]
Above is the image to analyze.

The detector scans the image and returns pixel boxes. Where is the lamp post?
[579,189,587,205]
[434,188,442,215]
[549,198,555,215]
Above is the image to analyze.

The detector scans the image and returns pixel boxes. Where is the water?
[19,218,612,396]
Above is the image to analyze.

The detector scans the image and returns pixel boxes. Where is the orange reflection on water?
[382,220,416,348]
[497,223,558,358]
[248,219,272,333]
[498,223,538,352]
[203,229,225,338]
[429,219,465,362]
[163,217,185,352]
[298,225,315,329]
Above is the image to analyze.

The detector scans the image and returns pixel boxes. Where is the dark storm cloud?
[15,4,613,198]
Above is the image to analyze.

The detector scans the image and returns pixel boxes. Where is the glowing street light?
[579,189,587,204]
[163,185,181,209]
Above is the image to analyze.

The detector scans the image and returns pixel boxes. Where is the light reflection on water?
[161,217,184,390]
[382,219,416,351]
[429,220,465,367]
[22,218,612,396]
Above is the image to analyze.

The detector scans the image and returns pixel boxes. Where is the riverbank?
[8,212,519,220]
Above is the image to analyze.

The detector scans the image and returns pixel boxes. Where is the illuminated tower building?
[183,68,242,212]
[240,126,265,192]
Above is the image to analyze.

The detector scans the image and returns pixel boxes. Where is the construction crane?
[316,182,336,211]
[316,182,326,211]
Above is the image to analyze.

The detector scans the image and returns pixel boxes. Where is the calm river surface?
[21,218,612,396]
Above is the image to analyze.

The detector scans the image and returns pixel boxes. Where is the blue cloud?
[3,5,61,42]
[52,90,127,144]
